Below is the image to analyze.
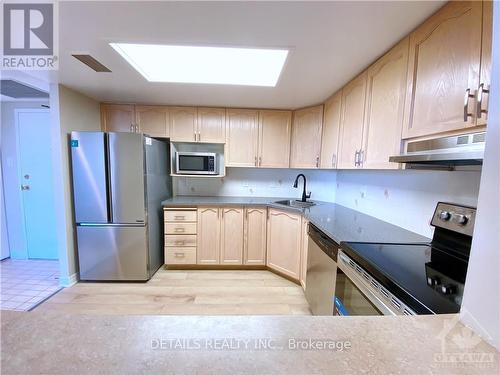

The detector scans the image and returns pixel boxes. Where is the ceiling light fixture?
[109,43,288,87]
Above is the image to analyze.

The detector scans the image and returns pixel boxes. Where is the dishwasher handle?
[308,224,339,261]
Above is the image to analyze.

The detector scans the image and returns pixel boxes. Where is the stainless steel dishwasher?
[305,224,339,315]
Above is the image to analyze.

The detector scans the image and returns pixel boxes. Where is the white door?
[1,169,10,260]
[16,109,58,259]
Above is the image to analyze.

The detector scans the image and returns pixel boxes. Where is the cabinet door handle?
[258,156,262,166]
[331,153,336,168]
[194,131,197,141]
[476,83,489,119]
[174,241,185,246]
[130,124,134,132]
[463,88,474,122]
[359,150,364,167]
[354,150,360,167]
[174,215,185,220]
[174,227,185,233]
[254,156,257,167]
[315,156,319,168]
[174,252,185,258]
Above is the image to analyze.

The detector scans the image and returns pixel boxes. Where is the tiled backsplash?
[173,168,481,238]
[335,170,482,238]
[173,168,337,202]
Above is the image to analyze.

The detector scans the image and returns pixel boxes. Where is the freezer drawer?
[76,225,148,281]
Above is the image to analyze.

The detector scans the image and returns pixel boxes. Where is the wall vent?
[72,54,111,72]
[0,80,49,99]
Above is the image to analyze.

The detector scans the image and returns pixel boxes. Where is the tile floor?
[0,259,61,311]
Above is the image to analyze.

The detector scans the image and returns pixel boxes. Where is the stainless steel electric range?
[335,202,476,316]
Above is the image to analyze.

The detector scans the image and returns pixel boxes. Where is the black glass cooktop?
[340,242,469,314]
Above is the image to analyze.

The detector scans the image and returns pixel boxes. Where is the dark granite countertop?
[162,196,430,244]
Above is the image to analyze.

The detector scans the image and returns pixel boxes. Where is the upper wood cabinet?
[225,109,259,167]
[477,0,492,126]
[220,207,244,265]
[197,207,220,264]
[197,107,226,143]
[320,91,342,169]
[402,1,482,139]
[170,107,198,142]
[290,105,324,169]
[258,110,292,168]
[266,209,302,280]
[135,105,169,137]
[337,71,367,169]
[243,207,267,265]
[101,104,136,132]
[362,37,409,169]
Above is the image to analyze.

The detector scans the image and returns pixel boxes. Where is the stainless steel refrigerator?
[70,132,171,281]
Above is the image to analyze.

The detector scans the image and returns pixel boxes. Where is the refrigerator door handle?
[77,223,145,227]
[105,133,113,223]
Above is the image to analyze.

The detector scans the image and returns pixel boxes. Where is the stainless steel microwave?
[175,152,218,175]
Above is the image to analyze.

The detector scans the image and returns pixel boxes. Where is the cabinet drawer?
[165,247,197,265]
[165,222,197,235]
[165,235,197,247]
[164,210,197,222]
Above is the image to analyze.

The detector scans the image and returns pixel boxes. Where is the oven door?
[176,152,217,175]
[334,267,383,316]
[334,251,400,316]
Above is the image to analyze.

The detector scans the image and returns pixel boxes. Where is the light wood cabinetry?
[266,209,302,280]
[337,72,367,169]
[299,219,309,289]
[320,92,342,169]
[477,0,492,126]
[243,207,267,265]
[220,207,244,265]
[197,207,220,264]
[101,104,136,132]
[225,109,260,167]
[170,107,198,142]
[164,208,197,265]
[197,107,226,143]
[402,1,482,139]
[290,105,324,169]
[258,110,292,168]
[135,106,169,137]
[361,37,409,169]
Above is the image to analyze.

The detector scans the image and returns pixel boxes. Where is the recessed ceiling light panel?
[109,43,288,87]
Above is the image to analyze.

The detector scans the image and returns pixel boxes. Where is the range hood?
[389,132,485,169]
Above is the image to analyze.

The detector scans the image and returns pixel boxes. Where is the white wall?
[174,168,337,202]
[50,85,101,286]
[460,1,500,350]
[334,170,481,238]
[0,101,50,258]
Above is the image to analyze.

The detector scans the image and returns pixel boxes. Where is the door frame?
[14,108,52,259]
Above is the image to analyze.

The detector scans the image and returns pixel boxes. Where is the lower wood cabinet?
[197,207,221,264]
[266,208,302,280]
[300,219,309,289]
[244,207,267,265]
[220,207,244,265]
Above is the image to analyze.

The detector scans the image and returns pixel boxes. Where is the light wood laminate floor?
[36,269,311,315]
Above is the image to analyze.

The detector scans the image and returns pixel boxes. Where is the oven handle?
[337,251,399,316]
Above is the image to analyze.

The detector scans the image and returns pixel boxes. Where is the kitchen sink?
[273,199,316,208]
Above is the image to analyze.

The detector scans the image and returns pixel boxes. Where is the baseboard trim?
[59,272,78,287]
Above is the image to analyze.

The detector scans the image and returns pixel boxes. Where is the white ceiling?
[51,1,445,109]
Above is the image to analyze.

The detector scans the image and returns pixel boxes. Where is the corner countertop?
[1,311,498,374]
[162,196,429,244]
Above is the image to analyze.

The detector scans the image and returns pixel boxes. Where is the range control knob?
[439,211,451,221]
[453,214,469,226]
[427,276,441,287]
[440,284,457,295]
